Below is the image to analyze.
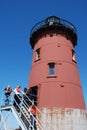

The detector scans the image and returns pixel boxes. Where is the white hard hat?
[7,85,10,88]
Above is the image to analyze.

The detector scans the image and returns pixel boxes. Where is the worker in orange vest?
[29,105,37,130]
[13,85,21,111]
[29,105,36,114]
[4,85,12,105]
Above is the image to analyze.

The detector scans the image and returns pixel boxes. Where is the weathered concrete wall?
[37,108,87,130]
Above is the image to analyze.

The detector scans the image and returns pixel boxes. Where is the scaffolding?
[0,91,44,130]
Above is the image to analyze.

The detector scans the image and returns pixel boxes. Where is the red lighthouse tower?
[28,16,87,130]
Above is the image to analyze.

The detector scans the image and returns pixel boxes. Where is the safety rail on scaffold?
[0,91,55,130]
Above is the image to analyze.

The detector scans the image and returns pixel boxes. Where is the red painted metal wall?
[28,34,85,109]
[28,17,86,109]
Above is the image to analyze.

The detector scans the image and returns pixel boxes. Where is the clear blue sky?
[0,0,87,107]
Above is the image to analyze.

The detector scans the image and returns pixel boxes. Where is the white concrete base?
[37,108,87,130]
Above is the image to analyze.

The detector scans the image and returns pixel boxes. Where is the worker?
[4,85,12,105]
[29,105,37,130]
[13,85,22,111]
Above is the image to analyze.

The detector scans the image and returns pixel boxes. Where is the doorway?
[27,86,38,106]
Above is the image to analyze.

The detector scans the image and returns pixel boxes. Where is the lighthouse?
[27,16,87,130]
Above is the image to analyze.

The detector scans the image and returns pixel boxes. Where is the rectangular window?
[72,50,76,63]
[48,63,55,76]
[35,48,40,60]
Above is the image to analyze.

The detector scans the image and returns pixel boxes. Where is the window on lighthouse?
[35,48,40,60]
[72,50,77,63]
[48,63,55,76]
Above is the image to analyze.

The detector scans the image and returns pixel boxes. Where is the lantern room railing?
[30,16,77,37]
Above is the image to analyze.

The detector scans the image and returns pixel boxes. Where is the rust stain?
[36,108,87,130]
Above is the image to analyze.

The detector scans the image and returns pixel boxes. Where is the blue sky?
[0,0,87,108]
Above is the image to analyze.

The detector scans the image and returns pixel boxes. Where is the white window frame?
[35,48,40,61]
[72,50,76,63]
